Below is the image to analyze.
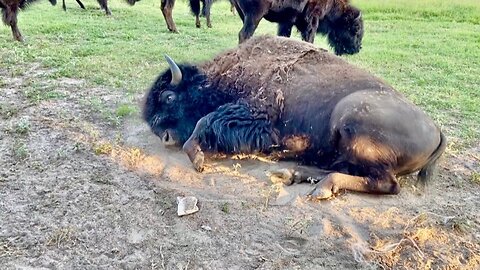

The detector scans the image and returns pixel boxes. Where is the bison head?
[325,6,364,55]
[142,56,222,148]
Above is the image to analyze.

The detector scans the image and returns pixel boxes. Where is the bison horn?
[164,54,182,86]
[355,12,362,21]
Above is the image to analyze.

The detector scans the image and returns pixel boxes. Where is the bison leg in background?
[238,15,262,43]
[232,1,244,22]
[190,0,212,28]
[297,17,319,43]
[62,0,86,11]
[96,0,111,15]
[189,0,202,28]
[183,103,279,172]
[236,1,268,43]
[75,0,86,9]
[161,0,177,32]
[1,5,22,41]
[202,0,212,28]
[277,22,293,37]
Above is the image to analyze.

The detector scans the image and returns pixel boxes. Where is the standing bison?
[232,0,364,55]
[1,0,56,41]
[143,36,446,199]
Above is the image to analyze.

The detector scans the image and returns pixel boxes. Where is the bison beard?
[143,36,446,200]
[1,0,56,42]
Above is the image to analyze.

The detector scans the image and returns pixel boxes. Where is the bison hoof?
[308,178,338,200]
[268,168,295,185]
[183,140,204,172]
[191,151,205,172]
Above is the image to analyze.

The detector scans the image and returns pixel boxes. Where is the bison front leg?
[300,17,319,43]
[183,117,208,172]
[183,103,279,172]
[277,22,293,37]
[161,0,177,32]
[2,6,23,42]
[239,15,262,43]
[97,0,111,15]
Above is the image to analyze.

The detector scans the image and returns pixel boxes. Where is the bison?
[143,36,446,199]
[60,0,139,15]
[1,0,56,41]
[232,0,364,55]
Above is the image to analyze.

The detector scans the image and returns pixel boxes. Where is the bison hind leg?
[269,166,330,186]
[270,166,400,199]
[308,171,400,200]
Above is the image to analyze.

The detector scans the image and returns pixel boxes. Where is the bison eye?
[160,91,176,104]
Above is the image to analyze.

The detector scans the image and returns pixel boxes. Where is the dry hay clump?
[364,213,480,269]
[200,35,375,121]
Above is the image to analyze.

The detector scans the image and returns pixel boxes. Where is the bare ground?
[0,65,479,269]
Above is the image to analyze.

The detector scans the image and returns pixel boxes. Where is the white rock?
[201,225,212,231]
[176,196,199,216]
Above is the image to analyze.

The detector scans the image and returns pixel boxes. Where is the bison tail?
[417,131,447,185]
[189,0,201,16]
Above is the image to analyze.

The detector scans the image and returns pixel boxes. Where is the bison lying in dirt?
[1,0,56,41]
[232,0,363,55]
[143,36,446,199]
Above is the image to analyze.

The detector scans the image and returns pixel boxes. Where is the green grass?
[1,0,479,148]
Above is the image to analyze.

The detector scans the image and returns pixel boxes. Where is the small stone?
[176,196,199,216]
[201,225,212,231]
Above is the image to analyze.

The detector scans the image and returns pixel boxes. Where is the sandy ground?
[1,64,479,269]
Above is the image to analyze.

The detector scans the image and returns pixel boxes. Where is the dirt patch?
[0,65,479,269]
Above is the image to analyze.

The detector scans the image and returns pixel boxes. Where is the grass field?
[1,0,479,148]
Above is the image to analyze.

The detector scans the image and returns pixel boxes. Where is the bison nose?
[161,130,177,146]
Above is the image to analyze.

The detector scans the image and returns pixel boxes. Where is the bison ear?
[164,54,183,86]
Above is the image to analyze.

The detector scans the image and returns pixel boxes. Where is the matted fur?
[201,35,376,121]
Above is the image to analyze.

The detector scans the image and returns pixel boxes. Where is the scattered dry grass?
[45,227,79,249]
